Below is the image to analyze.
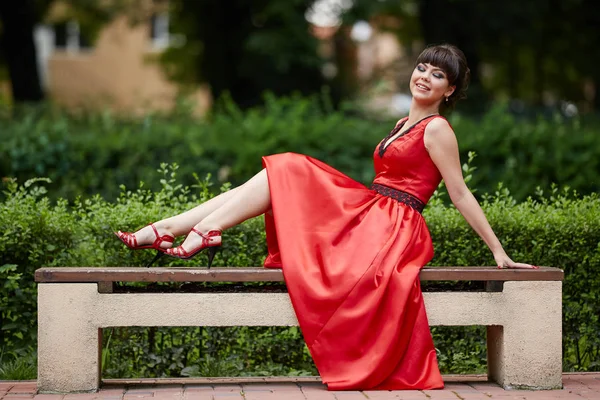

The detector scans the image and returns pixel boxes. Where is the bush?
[2,97,599,203]
[1,167,598,378]
[0,95,385,202]
[0,178,73,356]
[453,108,600,201]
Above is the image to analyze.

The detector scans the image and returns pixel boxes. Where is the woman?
[116,43,535,390]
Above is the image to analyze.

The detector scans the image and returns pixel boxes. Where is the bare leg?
[130,186,241,247]
[169,169,271,252]
[158,187,243,235]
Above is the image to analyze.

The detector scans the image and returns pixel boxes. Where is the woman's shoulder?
[423,116,457,148]
[425,115,453,133]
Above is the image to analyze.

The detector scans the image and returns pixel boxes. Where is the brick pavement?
[1,374,599,400]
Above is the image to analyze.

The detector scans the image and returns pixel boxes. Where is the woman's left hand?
[494,254,539,269]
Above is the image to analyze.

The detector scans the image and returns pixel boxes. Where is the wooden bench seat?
[35,266,564,393]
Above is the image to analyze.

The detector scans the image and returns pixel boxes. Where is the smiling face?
[409,63,455,108]
[411,44,470,110]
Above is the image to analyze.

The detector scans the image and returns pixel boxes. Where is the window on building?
[150,12,170,50]
[53,20,92,52]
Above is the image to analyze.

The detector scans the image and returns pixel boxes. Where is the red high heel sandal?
[164,228,221,269]
[115,224,175,267]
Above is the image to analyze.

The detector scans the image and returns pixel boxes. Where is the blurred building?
[33,3,211,115]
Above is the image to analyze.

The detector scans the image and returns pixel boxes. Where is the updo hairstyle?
[415,43,471,110]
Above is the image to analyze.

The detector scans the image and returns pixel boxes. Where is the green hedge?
[453,108,600,201]
[1,168,598,378]
[1,96,599,203]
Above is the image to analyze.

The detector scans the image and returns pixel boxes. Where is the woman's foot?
[115,223,175,251]
[165,226,222,267]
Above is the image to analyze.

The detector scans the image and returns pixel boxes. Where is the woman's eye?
[417,65,425,72]
[433,73,445,79]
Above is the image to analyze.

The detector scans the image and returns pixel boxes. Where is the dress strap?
[371,183,425,213]
[378,114,440,157]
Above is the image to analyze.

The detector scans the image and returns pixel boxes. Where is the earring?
[445,97,449,103]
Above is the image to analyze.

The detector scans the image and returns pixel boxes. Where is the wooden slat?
[421,266,563,281]
[35,266,563,283]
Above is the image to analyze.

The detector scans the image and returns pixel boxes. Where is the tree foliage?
[159,0,324,108]
[349,0,600,112]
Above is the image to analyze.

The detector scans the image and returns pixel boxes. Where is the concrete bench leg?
[487,281,563,390]
[38,283,101,393]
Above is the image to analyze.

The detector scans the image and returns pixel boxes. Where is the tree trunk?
[0,0,44,103]
[189,1,254,107]
[330,26,358,105]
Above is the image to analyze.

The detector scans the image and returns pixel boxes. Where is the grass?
[0,352,37,380]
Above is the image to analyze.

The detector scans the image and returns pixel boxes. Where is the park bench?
[34,266,564,393]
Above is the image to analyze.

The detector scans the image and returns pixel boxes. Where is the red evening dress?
[261,115,445,391]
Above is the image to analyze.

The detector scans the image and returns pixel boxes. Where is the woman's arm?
[423,118,536,269]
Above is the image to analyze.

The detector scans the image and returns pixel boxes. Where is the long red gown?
[261,115,445,391]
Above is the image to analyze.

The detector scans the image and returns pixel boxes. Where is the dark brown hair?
[415,43,470,110]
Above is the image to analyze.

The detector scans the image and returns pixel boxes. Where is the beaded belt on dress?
[371,183,425,214]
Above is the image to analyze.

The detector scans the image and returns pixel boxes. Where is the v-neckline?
[379,114,438,157]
